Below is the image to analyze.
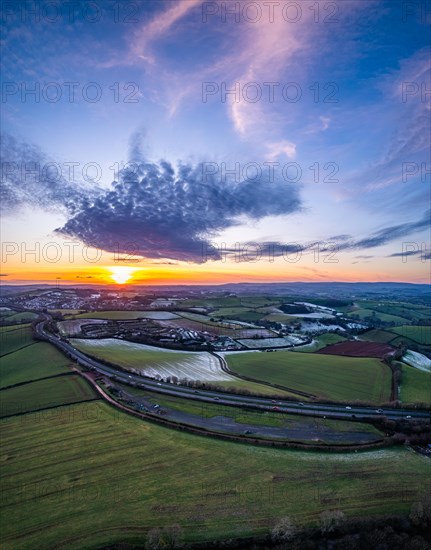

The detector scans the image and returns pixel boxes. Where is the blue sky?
[1,0,430,284]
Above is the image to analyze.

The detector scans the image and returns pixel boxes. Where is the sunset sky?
[1,0,430,285]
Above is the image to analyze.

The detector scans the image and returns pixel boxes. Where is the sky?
[1,0,430,285]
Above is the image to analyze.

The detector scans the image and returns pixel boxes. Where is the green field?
[392,326,431,345]
[354,302,430,323]
[0,326,35,356]
[360,329,398,344]
[1,400,429,549]
[0,310,39,324]
[349,308,409,324]
[226,352,392,404]
[0,324,31,333]
[293,333,347,353]
[0,342,71,388]
[0,375,97,417]
[399,363,431,406]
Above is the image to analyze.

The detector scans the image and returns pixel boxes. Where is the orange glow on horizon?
[108,266,137,285]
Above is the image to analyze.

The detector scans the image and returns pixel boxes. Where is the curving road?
[34,317,431,423]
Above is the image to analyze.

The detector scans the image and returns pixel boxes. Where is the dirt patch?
[317,340,394,359]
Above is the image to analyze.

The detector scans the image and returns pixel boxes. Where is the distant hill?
[1,281,429,300]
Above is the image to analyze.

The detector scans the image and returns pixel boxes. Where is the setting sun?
[108,267,136,285]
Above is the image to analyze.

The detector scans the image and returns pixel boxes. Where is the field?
[317,341,394,359]
[0,375,96,417]
[0,310,39,324]
[348,308,408,324]
[71,339,295,396]
[355,301,430,323]
[0,326,35,356]
[236,336,306,349]
[0,342,71,388]
[1,400,429,549]
[160,318,274,338]
[360,329,398,344]
[392,325,431,345]
[399,363,431,406]
[293,333,347,353]
[226,352,392,404]
[76,311,180,320]
[401,350,431,373]
[72,338,234,381]
[57,319,107,337]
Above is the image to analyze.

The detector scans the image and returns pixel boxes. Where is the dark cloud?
[329,234,351,241]
[0,133,99,215]
[2,133,301,263]
[0,273,9,276]
[355,255,374,259]
[334,210,430,252]
[388,250,430,260]
[56,159,302,263]
[76,275,94,279]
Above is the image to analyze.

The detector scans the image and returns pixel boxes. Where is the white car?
[345,406,352,410]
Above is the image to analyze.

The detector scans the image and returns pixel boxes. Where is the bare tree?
[145,525,184,549]
[271,516,297,542]
[319,510,345,533]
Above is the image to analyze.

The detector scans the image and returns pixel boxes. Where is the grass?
[349,308,409,324]
[0,324,31,333]
[226,352,392,404]
[0,375,97,417]
[123,384,382,436]
[1,400,429,549]
[399,363,431,406]
[0,326,35,356]
[71,339,295,397]
[0,342,71,388]
[392,326,431,345]
[293,333,347,353]
[361,329,398,344]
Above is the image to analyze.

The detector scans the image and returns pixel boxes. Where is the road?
[34,317,431,423]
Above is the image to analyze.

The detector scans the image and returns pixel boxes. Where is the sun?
[108,266,136,285]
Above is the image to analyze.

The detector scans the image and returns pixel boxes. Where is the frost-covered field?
[236,336,306,349]
[402,350,431,372]
[71,338,235,381]
[290,312,335,319]
[299,322,346,333]
[57,319,107,336]
[138,311,179,320]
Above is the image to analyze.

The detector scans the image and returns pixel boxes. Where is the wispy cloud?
[265,141,297,161]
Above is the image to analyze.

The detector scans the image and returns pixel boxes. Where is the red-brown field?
[317,340,394,359]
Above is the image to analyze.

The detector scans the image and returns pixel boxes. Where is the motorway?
[34,318,431,423]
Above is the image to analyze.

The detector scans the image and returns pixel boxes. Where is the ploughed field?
[226,351,392,404]
[317,340,394,359]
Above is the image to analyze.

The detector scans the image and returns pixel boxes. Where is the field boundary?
[0,397,101,419]
[0,371,75,391]
[214,352,318,399]
[0,341,38,358]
